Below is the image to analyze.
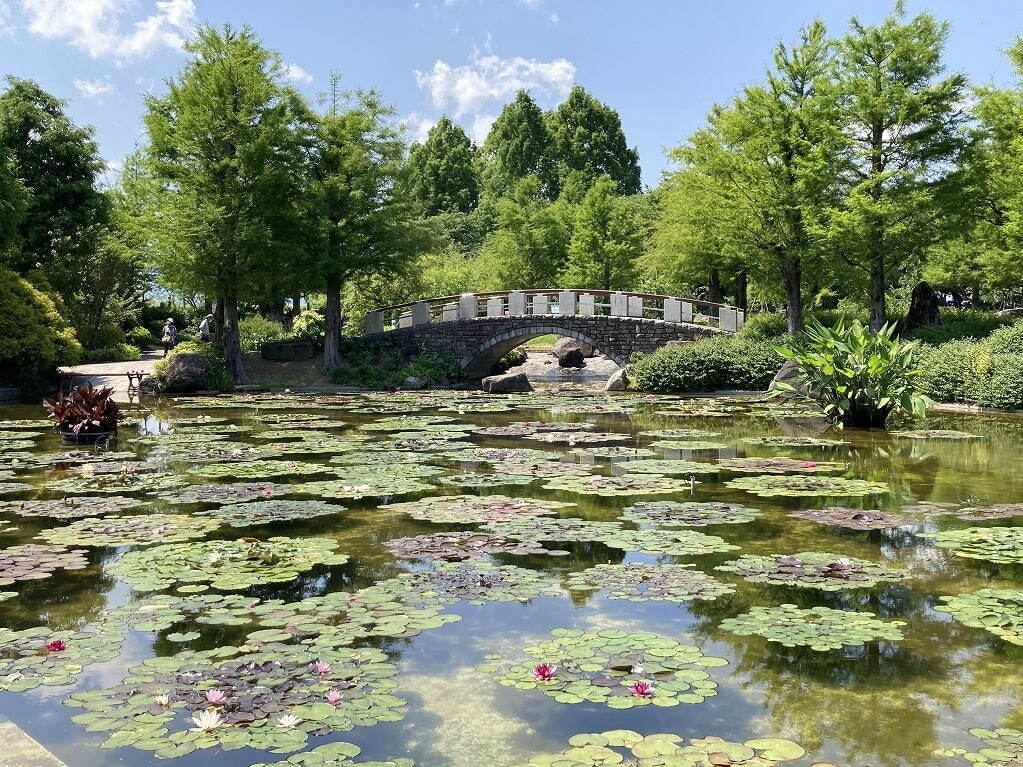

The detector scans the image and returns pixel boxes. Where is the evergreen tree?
[144,25,310,383]
[479,90,553,199]
[827,6,970,329]
[403,116,480,215]
[546,85,641,196]
[0,150,26,261]
[563,175,642,291]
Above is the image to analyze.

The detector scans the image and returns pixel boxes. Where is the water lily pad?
[440,446,558,463]
[612,459,719,475]
[188,460,333,479]
[719,604,905,650]
[934,589,1023,645]
[919,527,1023,564]
[37,513,219,547]
[107,537,350,592]
[892,430,982,440]
[196,500,345,527]
[150,483,294,505]
[0,481,32,495]
[442,471,536,488]
[789,507,916,530]
[0,496,147,519]
[332,450,433,466]
[384,531,567,561]
[718,457,845,474]
[250,742,412,767]
[565,563,735,602]
[474,421,595,437]
[384,561,559,606]
[953,504,1023,521]
[638,429,721,438]
[0,622,125,691]
[0,543,89,585]
[362,415,462,432]
[648,440,728,451]
[621,501,761,527]
[739,436,850,448]
[935,727,1023,767]
[725,474,889,498]
[597,528,739,556]
[568,446,657,459]
[43,473,189,495]
[380,495,572,524]
[488,630,727,708]
[542,474,700,496]
[482,517,626,542]
[525,431,630,445]
[293,476,435,499]
[715,552,906,591]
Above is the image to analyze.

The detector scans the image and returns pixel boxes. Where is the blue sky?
[1,0,1021,187]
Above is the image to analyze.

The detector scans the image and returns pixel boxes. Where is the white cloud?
[403,112,436,143]
[20,0,197,62]
[0,1,14,37]
[470,112,495,144]
[73,77,114,99]
[283,63,313,84]
[548,12,558,23]
[414,53,575,117]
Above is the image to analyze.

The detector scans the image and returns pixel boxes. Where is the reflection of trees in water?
[506,540,626,608]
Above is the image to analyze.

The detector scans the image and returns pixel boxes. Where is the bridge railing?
[363,289,745,335]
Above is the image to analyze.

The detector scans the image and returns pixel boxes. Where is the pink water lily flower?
[532,663,557,682]
[325,689,343,705]
[628,681,654,697]
[804,461,817,468]
[314,660,331,675]
[43,640,67,653]
[205,689,226,705]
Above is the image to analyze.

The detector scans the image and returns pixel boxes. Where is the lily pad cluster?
[920,527,1023,564]
[565,563,735,602]
[715,552,905,591]
[441,446,557,464]
[189,460,332,479]
[0,481,32,495]
[568,446,656,459]
[380,495,572,524]
[598,528,739,556]
[638,429,721,438]
[484,628,726,708]
[725,474,889,497]
[64,643,404,759]
[789,507,915,530]
[717,457,845,474]
[0,622,126,691]
[507,731,806,767]
[525,431,630,444]
[933,589,1023,645]
[648,440,728,451]
[384,531,567,561]
[483,517,627,542]
[953,504,1023,521]
[196,500,345,527]
[0,543,90,585]
[108,537,350,592]
[542,474,699,496]
[892,430,982,440]
[718,604,905,650]
[612,459,719,475]
[384,561,559,605]
[250,742,412,767]
[295,476,435,499]
[935,728,1023,767]
[37,513,220,547]
[0,495,146,519]
[739,436,849,448]
[621,501,761,527]
[151,483,293,505]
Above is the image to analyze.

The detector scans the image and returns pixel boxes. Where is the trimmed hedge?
[80,343,141,363]
[631,337,781,394]
[916,336,1023,410]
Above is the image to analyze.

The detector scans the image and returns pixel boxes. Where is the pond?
[1,389,1023,767]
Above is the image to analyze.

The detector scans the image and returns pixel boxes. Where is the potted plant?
[43,383,125,443]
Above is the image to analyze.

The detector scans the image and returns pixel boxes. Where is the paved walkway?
[58,349,162,400]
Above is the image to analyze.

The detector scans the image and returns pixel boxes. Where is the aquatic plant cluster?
[0,388,1015,765]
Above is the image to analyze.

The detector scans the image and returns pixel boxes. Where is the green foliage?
[327,338,462,389]
[239,315,289,352]
[631,337,781,394]
[915,341,979,404]
[291,310,325,345]
[80,343,141,363]
[907,310,1010,345]
[403,116,480,215]
[125,326,155,347]
[563,175,642,291]
[154,341,232,392]
[488,348,527,375]
[773,320,931,427]
[736,313,789,341]
[0,267,81,392]
[479,90,554,199]
[986,322,1023,354]
[977,353,1023,409]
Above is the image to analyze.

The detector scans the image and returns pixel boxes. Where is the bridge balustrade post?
[736,309,745,329]
[364,311,384,335]
[663,298,681,323]
[486,297,504,317]
[559,290,576,316]
[627,295,643,317]
[610,292,628,316]
[459,293,477,320]
[442,302,458,322]
[578,293,595,316]
[531,294,548,315]
[398,311,412,328]
[719,307,738,332]
[680,301,694,323]
[411,301,430,326]
[508,291,526,315]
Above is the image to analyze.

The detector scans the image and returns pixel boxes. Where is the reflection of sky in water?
[1,402,1023,766]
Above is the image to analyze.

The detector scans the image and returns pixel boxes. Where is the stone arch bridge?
[363,289,745,377]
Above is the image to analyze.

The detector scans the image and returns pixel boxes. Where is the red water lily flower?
[44,640,67,652]
[628,681,654,697]
[531,663,557,682]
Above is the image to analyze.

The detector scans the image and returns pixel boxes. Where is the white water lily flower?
[276,713,302,729]
[189,709,223,732]
[154,694,170,706]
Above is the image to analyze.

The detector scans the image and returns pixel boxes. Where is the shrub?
[736,312,788,341]
[239,315,289,352]
[908,310,1011,345]
[0,267,81,394]
[915,341,981,404]
[975,353,1023,410]
[773,320,931,428]
[125,326,155,348]
[489,348,528,375]
[153,341,232,392]
[328,338,462,389]
[89,323,126,348]
[43,383,123,436]
[291,310,326,346]
[985,322,1023,355]
[80,344,142,363]
[631,337,781,394]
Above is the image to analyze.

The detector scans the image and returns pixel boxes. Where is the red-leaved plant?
[43,384,124,436]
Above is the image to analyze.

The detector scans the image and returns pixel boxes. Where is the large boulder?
[604,368,627,392]
[402,376,427,390]
[769,358,807,396]
[557,346,585,368]
[162,353,209,393]
[552,337,594,360]
[482,372,533,393]
[904,281,941,332]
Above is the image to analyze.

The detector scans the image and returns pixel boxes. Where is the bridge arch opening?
[461,325,627,378]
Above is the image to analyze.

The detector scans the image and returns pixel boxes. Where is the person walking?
[161,318,178,357]
[198,313,215,342]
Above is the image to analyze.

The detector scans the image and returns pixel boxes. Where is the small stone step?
[0,718,68,766]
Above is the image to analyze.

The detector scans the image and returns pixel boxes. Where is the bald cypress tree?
[404,116,480,215]
[479,90,554,199]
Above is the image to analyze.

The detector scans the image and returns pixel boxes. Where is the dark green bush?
[239,315,289,352]
[735,312,788,341]
[986,322,1023,355]
[975,353,1023,410]
[153,341,232,392]
[489,348,528,375]
[915,341,980,404]
[291,310,325,347]
[908,310,1011,345]
[328,338,462,389]
[631,337,781,394]
[80,343,141,363]
[125,326,155,348]
[0,267,81,394]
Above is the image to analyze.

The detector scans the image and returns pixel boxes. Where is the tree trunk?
[323,276,343,371]
[222,295,248,385]
[971,283,981,307]
[783,254,803,334]
[869,263,886,331]
[734,270,748,313]
[204,298,213,315]
[215,297,226,343]
[707,268,723,303]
